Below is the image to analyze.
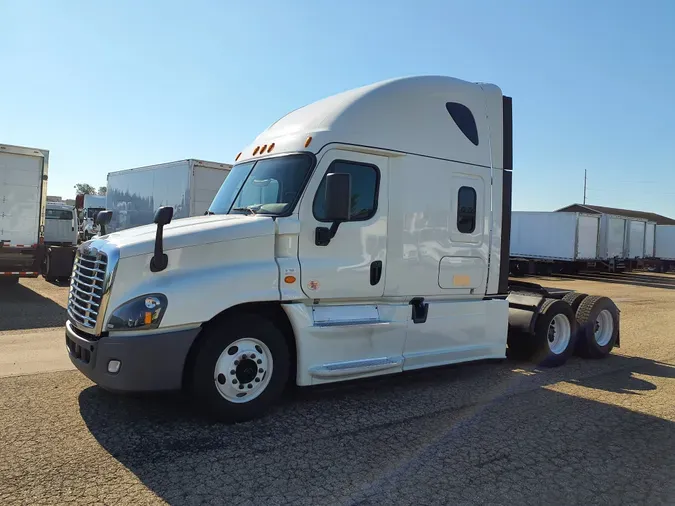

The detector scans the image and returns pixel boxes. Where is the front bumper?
[65,320,201,392]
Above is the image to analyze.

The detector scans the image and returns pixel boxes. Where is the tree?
[74,183,96,195]
[98,186,107,196]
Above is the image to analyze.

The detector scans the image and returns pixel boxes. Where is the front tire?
[191,313,290,423]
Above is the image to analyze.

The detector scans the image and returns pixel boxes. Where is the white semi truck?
[65,76,621,422]
[0,143,49,283]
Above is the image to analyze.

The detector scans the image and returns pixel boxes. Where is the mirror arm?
[150,223,168,272]
[314,220,343,247]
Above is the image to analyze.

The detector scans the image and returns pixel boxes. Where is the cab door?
[297,149,388,300]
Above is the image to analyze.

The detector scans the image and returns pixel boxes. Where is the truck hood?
[100,214,276,259]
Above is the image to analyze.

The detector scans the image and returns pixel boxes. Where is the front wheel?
[191,313,290,423]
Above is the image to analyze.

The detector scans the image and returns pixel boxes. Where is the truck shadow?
[0,282,67,331]
[78,354,675,504]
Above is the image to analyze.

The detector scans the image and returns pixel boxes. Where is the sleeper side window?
[457,186,477,233]
[313,161,380,222]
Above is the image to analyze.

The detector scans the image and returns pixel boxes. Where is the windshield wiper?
[231,207,258,215]
[204,210,215,215]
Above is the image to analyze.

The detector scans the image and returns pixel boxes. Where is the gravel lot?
[0,278,68,334]
[0,274,674,505]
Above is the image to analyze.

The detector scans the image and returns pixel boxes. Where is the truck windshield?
[46,209,73,220]
[209,154,314,216]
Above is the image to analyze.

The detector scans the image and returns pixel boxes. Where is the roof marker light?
[305,136,312,148]
[252,146,260,156]
[235,152,242,161]
[260,144,267,154]
[267,143,275,153]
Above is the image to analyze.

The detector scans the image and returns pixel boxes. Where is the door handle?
[370,260,382,286]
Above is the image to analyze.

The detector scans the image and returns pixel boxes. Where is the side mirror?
[324,173,351,221]
[154,206,174,226]
[95,210,113,226]
[95,210,113,236]
[315,173,351,246]
[150,206,174,273]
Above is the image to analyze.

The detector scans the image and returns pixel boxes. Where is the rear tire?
[562,292,588,313]
[575,296,619,359]
[532,299,578,367]
[191,313,290,423]
[43,251,57,283]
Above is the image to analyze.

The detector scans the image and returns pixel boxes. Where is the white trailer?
[598,214,628,260]
[510,212,599,275]
[644,222,656,258]
[655,226,675,261]
[625,219,648,259]
[105,159,232,233]
[0,143,48,282]
[511,212,599,261]
[65,75,621,423]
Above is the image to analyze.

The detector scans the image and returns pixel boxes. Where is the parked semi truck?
[42,201,79,282]
[0,143,48,283]
[105,159,232,233]
[65,76,621,422]
[80,194,106,240]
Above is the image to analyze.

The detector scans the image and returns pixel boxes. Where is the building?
[556,204,675,226]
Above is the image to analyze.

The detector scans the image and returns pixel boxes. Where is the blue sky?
[2,0,674,215]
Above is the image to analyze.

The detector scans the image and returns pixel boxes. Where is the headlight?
[106,294,168,331]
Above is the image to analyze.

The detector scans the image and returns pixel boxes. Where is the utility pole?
[583,169,587,205]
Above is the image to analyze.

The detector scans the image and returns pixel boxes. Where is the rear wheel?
[191,313,290,423]
[532,299,578,367]
[43,251,57,282]
[575,296,619,358]
[562,292,588,313]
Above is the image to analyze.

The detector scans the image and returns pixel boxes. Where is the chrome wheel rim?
[594,309,614,346]
[548,313,571,355]
[214,338,273,403]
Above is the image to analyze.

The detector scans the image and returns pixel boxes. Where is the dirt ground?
[0,272,673,505]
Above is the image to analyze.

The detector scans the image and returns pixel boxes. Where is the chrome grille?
[68,251,108,331]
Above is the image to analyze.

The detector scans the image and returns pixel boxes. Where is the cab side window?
[313,161,380,221]
[457,186,477,233]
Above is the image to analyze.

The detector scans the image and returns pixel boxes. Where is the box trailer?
[106,159,232,233]
[644,222,656,258]
[655,226,675,261]
[0,143,48,283]
[598,214,627,260]
[65,76,622,423]
[625,219,647,259]
[510,211,600,274]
